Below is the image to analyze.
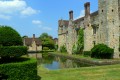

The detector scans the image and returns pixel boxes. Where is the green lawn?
[38,64,120,80]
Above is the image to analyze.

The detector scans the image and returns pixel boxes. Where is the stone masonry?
[58,0,120,58]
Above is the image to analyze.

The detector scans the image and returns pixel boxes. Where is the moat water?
[38,53,93,70]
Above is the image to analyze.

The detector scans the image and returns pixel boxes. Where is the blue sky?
[0,0,98,38]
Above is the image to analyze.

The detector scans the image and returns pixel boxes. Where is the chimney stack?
[84,2,90,17]
[33,34,35,40]
[69,10,73,20]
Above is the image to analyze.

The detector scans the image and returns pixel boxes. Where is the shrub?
[0,26,23,46]
[0,46,27,58]
[83,51,91,57]
[43,47,49,50]
[72,44,79,54]
[54,44,58,51]
[60,45,67,53]
[91,44,114,59]
[0,58,38,80]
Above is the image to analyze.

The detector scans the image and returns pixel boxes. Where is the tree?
[22,35,28,38]
[39,33,49,40]
[0,26,27,58]
[0,26,23,46]
[39,33,55,49]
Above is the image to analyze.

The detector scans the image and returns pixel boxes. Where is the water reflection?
[38,53,92,70]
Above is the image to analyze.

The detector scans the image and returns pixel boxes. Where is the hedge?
[0,58,38,80]
[0,46,27,57]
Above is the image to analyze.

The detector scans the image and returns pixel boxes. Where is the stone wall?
[58,0,120,58]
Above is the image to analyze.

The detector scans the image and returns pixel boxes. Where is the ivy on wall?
[72,28,84,54]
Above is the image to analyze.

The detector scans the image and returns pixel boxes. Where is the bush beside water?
[91,44,114,59]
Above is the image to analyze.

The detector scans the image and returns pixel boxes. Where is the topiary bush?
[0,26,37,80]
[0,58,38,80]
[0,46,27,58]
[60,45,67,53]
[0,26,27,58]
[91,44,114,59]
[0,26,23,46]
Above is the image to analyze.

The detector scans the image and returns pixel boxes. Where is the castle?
[58,0,120,58]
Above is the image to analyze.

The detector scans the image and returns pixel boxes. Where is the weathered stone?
[58,0,120,58]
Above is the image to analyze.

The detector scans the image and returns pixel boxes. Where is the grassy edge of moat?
[38,64,120,80]
[38,51,120,80]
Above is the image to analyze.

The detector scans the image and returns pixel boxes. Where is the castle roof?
[90,11,98,17]
[23,38,42,46]
[74,17,84,24]
[58,11,98,27]
[59,20,69,27]
[74,11,98,23]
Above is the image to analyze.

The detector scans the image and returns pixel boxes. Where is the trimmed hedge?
[83,51,91,57]
[91,44,114,59]
[0,26,23,46]
[0,46,27,57]
[0,58,38,80]
[43,47,49,50]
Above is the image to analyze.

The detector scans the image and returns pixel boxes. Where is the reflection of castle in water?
[39,54,92,70]
[55,56,89,69]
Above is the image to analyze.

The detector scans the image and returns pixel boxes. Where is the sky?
[0,0,98,38]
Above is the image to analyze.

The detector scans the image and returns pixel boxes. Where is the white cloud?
[75,10,85,19]
[21,7,38,16]
[75,10,92,19]
[43,27,52,31]
[0,0,26,14]
[32,20,52,31]
[0,0,39,19]
[0,14,11,20]
[32,20,42,25]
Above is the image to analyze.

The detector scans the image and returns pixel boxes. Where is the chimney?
[33,34,35,40]
[84,2,90,17]
[69,10,73,20]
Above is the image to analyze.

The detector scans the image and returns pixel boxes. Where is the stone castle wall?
[58,0,120,58]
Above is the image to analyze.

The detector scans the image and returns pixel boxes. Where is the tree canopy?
[39,33,55,49]
[0,26,23,46]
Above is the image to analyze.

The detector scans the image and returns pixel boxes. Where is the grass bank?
[38,64,120,80]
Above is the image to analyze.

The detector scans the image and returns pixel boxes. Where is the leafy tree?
[0,26,23,46]
[22,35,28,38]
[39,33,55,49]
[39,33,50,40]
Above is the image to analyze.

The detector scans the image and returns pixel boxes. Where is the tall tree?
[39,33,55,49]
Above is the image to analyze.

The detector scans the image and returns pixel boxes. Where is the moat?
[38,53,93,70]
